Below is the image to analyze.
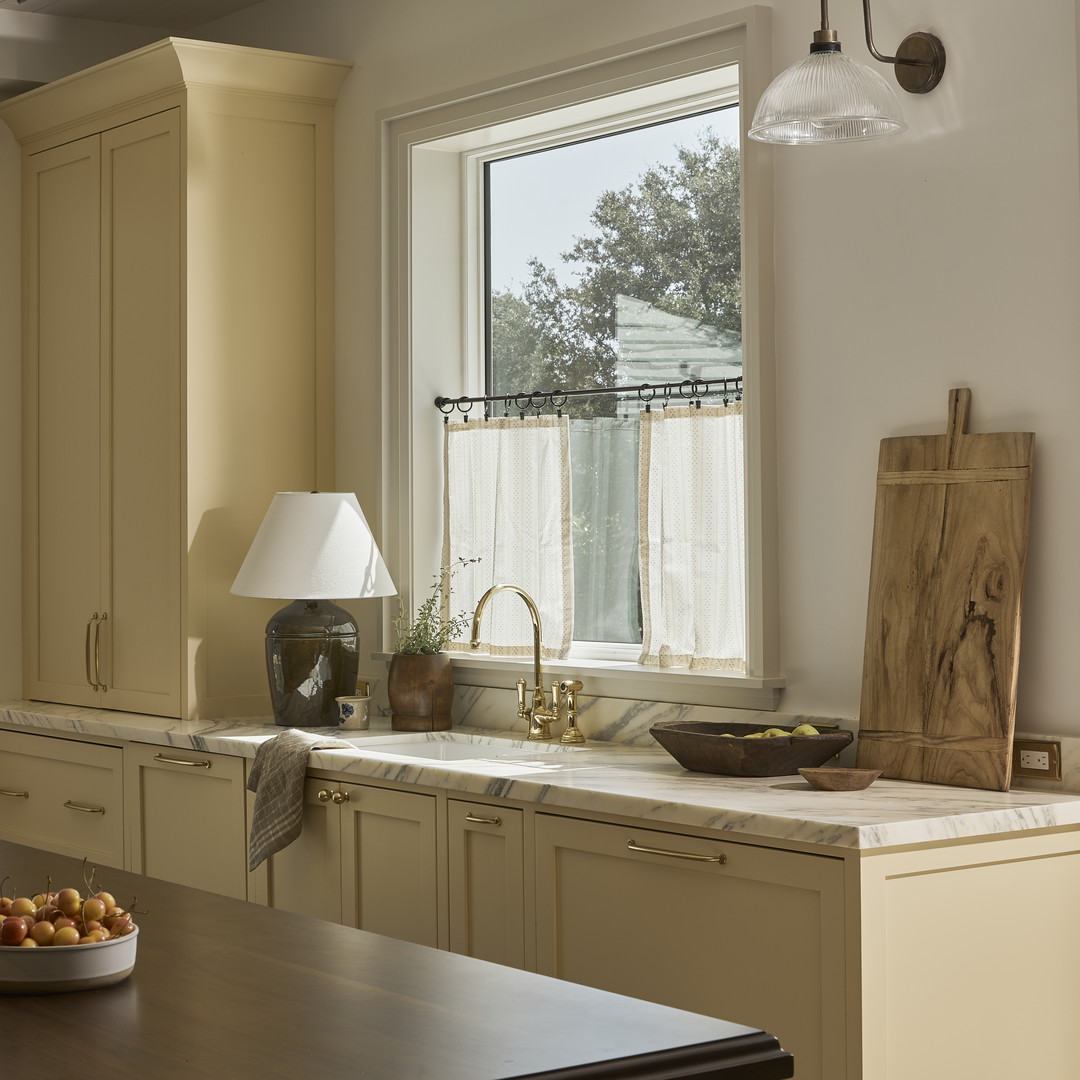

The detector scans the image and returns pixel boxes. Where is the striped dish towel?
[247,728,354,871]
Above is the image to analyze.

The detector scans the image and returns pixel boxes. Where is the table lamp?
[231,492,396,726]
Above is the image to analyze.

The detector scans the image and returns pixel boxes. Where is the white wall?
[3,0,1079,736]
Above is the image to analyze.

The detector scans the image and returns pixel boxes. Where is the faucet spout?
[470,583,552,738]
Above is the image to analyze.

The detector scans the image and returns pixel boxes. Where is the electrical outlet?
[1013,739,1062,781]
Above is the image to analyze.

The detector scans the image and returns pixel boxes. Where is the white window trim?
[381,6,781,710]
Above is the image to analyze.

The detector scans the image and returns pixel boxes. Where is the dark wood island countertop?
[0,839,793,1079]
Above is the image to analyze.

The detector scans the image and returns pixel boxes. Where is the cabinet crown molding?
[0,36,352,146]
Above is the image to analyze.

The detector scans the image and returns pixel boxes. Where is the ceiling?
[0,0,266,31]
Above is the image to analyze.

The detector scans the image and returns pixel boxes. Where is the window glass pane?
[486,105,742,649]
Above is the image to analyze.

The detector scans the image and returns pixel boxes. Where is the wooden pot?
[387,652,454,731]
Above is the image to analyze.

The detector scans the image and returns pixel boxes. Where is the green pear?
[791,723,820,736]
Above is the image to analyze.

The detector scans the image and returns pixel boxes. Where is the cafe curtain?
[442,415,573,658]
[638,401,746,670]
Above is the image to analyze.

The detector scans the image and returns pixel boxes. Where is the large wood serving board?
[856,389,1034,791]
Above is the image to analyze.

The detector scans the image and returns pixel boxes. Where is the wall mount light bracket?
[861,1,946,95]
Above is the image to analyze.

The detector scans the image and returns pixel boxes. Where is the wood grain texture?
[0,839,794,1080]
[856,389,1034,791]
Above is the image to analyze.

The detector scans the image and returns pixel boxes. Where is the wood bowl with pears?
[650,721,853,777]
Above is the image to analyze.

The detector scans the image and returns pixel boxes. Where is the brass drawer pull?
[330,790,350,804]
[626,839,727,864]
[317,788,333,802]
[465,812,502,826]
[1,789,30,799]
[64,800,105,814]
[154,754,211,769]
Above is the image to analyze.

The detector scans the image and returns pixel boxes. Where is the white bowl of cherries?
[0,882,138,994]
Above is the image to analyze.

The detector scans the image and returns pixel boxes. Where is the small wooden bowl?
[798,767,881,791]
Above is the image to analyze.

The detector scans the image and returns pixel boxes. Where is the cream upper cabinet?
[533,813,848,1080]
[123,742,248,900]
[1,39,351,719]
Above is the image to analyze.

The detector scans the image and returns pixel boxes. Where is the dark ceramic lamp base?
[265,599,359,727]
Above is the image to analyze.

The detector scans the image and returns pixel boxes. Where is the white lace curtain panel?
[442,401,745,669]
[638,402,746,670]
[442,415,574,658]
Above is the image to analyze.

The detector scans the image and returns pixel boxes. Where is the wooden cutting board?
[855,389,1034,791]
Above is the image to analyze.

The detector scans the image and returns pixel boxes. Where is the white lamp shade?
[231,492,396,600]
[749,49,907,145]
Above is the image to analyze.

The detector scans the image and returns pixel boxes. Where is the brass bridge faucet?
[469,584,585,743]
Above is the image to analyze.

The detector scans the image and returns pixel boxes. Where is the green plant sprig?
[393,557,480,655]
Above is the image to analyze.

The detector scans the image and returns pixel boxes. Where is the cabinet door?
[534,814,847,1080]
[23,136,103,708]
[22,110,182,717]
[124,743,247,899]
[99,111,182,716]
[340,782,438,947]
[448,798,525,968]
[259,779,343,924]
[0,731,123,866]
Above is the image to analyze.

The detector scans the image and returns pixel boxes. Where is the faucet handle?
[515,678,528,719]
[557,679,586,744]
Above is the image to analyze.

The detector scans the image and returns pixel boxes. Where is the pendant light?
[749,0,946,145]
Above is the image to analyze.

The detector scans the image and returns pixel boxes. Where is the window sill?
[376,651,784,711]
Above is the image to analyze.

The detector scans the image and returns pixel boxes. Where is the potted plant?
[388,560,476,731]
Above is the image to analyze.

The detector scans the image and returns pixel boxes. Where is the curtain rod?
[435,375,743,420]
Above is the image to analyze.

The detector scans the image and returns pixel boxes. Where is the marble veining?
[4,698,1080,851]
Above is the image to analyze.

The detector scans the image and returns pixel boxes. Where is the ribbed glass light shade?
[749,49,907,145]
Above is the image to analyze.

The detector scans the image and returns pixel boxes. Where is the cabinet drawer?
[534,813,847,1080]
[124,742,248,899]
[0,730,123,866]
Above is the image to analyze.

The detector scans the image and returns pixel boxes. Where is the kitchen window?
[477,107,743,665]
[384,10,781,708]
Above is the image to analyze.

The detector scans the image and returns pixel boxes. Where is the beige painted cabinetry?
[855,830,1080,1080]
[447,797,526,968]
[123,743,248,900]
[0,729,124,867]
[256,777,440,947]
[0,39,350,719]
[533,813,847,1080]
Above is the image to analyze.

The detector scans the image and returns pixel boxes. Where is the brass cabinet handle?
[85,613,100,690]
[95,612,107,692]
[1,789,30,799]
[154,753,211,769]
[330,790,350,804]
[465,812,502,826]
[64,800,105,814]
[317,789,333,802]
[626,839,727,864]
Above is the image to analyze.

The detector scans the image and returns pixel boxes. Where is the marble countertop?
[4,699,1080,852]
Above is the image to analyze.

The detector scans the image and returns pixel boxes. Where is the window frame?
[382,6,782,709]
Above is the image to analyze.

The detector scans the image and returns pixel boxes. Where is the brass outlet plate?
[1013,739,1062,781]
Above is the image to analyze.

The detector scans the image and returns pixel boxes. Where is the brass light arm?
[860,0,945,93]
[815,0,945,92]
